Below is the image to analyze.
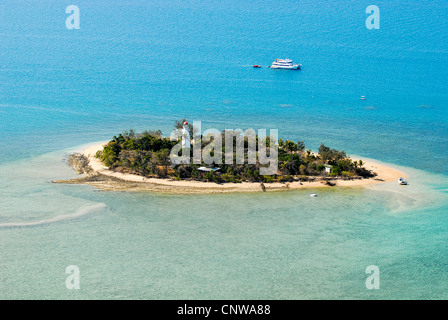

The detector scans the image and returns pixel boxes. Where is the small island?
[55,120,406,193]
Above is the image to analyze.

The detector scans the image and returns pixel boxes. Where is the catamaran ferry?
[269,59,301,70]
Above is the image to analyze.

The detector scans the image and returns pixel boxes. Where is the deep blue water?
[1,0,447,173]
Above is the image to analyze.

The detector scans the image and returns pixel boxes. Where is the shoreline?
[53,142,407,194]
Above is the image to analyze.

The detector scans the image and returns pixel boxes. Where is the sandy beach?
[53,142,407,194]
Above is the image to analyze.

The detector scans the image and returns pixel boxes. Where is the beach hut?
[324,164,333,174]
[197,166,221,179]
[198,167,221,173]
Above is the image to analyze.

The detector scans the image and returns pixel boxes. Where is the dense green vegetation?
[96,122,375,183]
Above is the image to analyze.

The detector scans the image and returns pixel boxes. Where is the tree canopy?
[95,122,375,183]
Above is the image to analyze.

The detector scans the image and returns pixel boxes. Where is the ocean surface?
[0,0,447,299]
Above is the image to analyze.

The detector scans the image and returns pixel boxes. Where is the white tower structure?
[181,120,191,149]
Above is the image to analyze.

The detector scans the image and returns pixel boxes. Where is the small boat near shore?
[398,177,408,185]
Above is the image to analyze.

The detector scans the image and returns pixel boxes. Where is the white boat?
[360,96,366,100]
[398,177,408,185]
[269,59,301,70]
[310,194,318,197]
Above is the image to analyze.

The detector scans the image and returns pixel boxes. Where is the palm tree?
[358,160,364,168]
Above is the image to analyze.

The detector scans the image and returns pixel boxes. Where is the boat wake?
[0,203,107,228]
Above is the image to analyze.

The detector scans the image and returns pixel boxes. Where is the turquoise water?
[0,0,447,299]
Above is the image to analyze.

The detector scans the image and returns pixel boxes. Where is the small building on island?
[198,167,221,173]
